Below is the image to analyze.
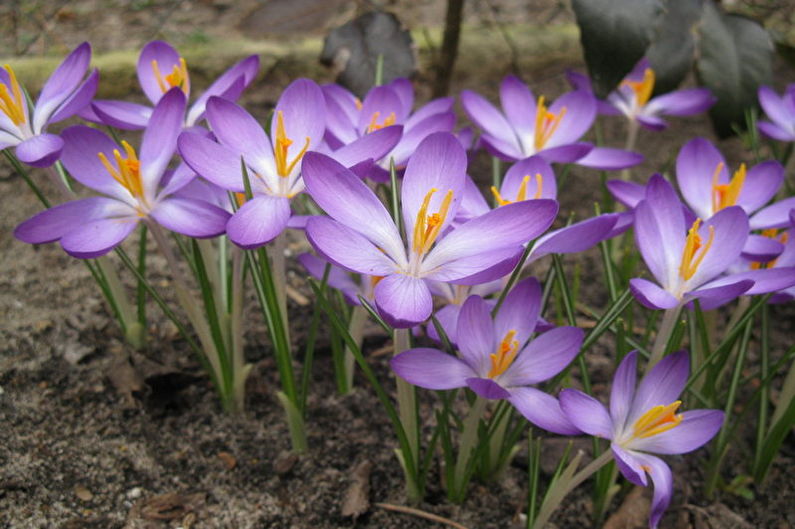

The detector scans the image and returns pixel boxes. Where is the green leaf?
[571,0,664,97]
[696,2,773,138]
[646,0,703,94]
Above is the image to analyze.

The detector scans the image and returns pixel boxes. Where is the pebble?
[127,487,143,500]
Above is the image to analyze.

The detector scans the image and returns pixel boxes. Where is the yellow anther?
[622,68,655,107]
[632,401,682,439]
[370,275,384,289]
[412,188,454,255]
[752,230,788,270]
[98,140,143,198]
[533,96,567,151]
[488,330,520,378]
[711,162,746,213]
[679,219,715,281]
[151,57,190,95]
[490,173,543,207]
[273,110,310,178]
[367,111,396,133]
[354,98,363,111]
[0,65,27,126]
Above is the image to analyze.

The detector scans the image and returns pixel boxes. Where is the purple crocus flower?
[179,79,401,248]
[460,76,642,170]
[629,175,755,310]
[303,132,558,327]
[560,351,724,529]
[392,278,583,434]
[570,60,715,131]
[298,252,378,306]
[0,42,98,167]
[14,89,230,258]
[87,40,259,130]
[757,84,795,142]
[323,79,456,180]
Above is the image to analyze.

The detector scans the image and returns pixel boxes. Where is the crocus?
[629,175,755,310]
[560,351,724,528]
[0,42,98,167]
[87,40,259,130]
[757,83,795,142]
[392,278,583,434]
[179,79,400,248]
[298,252,378,306]
[303,132,558,327]
[323,78,456,180]
[570,60,715,131]
[460,76,642,170]
[14,88,229,258]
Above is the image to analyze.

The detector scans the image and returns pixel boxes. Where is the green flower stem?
[96,255,144,349]
[452,396,487,497]
[229,245,250,413]
[272,232,291,347]
[531,449,613,529]
[619,119,639,181]
[342,305,368,393]
[647,305,682,372]
[394,327,419,488]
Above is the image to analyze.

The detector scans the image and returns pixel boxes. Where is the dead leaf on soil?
[342,460,372,518]
[217,451,237,470]
[274,451,298,475]
[74,484,93,502]
[131,492,205,521]
[602,486,649,529]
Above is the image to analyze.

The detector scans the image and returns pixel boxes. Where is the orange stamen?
[273,110,311,178]
[622,68,655,107]
[632,401,682,439]
[711,162,746,213]
[488,330,519,378]
[679,219,715,281]
[0,65,27,126]
[490,173,543,206]
[367,111,396,133]
[412,188,454,255]
[151,57,190,95]
[533,96,567,151]
[751,230,788,270]
[98,140,143,198]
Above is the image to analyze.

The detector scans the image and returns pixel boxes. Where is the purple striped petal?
[14,197,131,244]
[630,453,673,529]
[59,126,130,200]
[150,196,230,238]
[390,348,474,389]
[500,75,536,135]
[227,194,291,248]
[501,326,583,386]
[676,137,727,220]
[357,85,404,135]
[15,133,63,167]
[559,388,614,439]
[759,85,795,127]
[187,54,259,125]
[750,197,795,230]
[536,142,593,164]
[466,377,511,400]
[273,78,326,152]
[405,97,454,129]
[33,42,92,132]
[426,302,461,344]
[501,156,556,201]
[206,96,274,173]
[388,112,456,166]
[627,350,688,425]
[494,277,541,347]
[630,278,680,310]
[634,176,685,288]
[686,206,749,289]
[388,78,413,120]
[60,217,139,259]
[631,409,724,455]
[737,161,784,214]
[305,216,398,276]
[48,68,99,124]
[757,121,795,142]
[479,133,525,161]
[728,268,795,296]
[91,100,153,130]
[374,273,433,327]
[607,179,645,208]
[402,132,467,250]
[330,124,402,168]
[609,351,638,431]
[611,444,647,487]
[687,278,754,310]
[460,89,521,153]
[177,130,245,192]
[529,214,619,262]
[646,88,715,116]
[140,88,186,195]
[138,41,183,104]
[508,387,581,435]
[297,253,360,301]
[545,90,596,146]
[456,295,496,375]
[742,234,784,261]
[575,147,643,170]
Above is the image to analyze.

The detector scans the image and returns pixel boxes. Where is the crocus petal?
[388,112,456,166]
[59,126,131,200]
[48,68,99,124]
[305,216,398,276]
[150,196,230,238]
[90,100,153,130]
[206,97,274,173]
[574,147,643,170]
[466,377,512,400]
[426,303,461,344]
[388,78,414,120]
[536,142,593,164]
[724,268,795,296]
[500,75,536,135]
[402,132,467,250]
[140,88,186,196]
[138,41,182,104]
[297,253,360,299]
[456,295,496,375]
[687,278,754,310]
[607,179,645,209]
[738,161,784,214]
[758,85,795,127]
[374,273,433,328]
[676,137,727,220]
[502,326,583,386]
[460,89,521,153]
[631,409,724,455]
[186,54,259,125]
[757,121,795,142]
[272,78,326,152]
[15,134,63,167]
[559,388,614,439]
[302,152,405,265]
[630,278,681,310]
[508,387,581,435]
[634,176,685,288]
[686,206,749,289]
[226,194,291,248]
[750,197,795,230]
[390,348,474,390]
[545,90,596,146]
[646,88,715,116]
[529,214,618,262]
[14,197,131,244]
[479,133,525,161]
[494,277,542,347]
[627,350,688,425]
[609,351,638,431]
[611,444,648,487]
[636,114,668,131]
[501,155,556,201]
[330,124,402,168]
[357,85,404,134]
[177,131,245,192]
[422,199,558,280]
[456,175,490,220]
[631,454,673,529]
[33,42,91,132]
[404,97,454,129]
[60,217,139,259]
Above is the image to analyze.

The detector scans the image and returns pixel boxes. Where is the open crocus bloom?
[322,78,456,180]
[1,42,98,167]
[757,84,795,142]
[298,252,379,306]
[88,40,259,130]
[560,351,724,529]
[629,175,755,310]
[14,89,230,258]
[179,79,401,248]
[392,278,583,434]
[304,132,558,327]
[460,76,642,170]
[570,60,714,131]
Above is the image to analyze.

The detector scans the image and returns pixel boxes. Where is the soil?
[2,2,795,529]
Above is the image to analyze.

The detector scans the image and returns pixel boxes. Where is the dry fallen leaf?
[341,460,372,518]
[603,486,650,529]
[138,492,205,521]
[74,484,93,502]
[217,451,237,470]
